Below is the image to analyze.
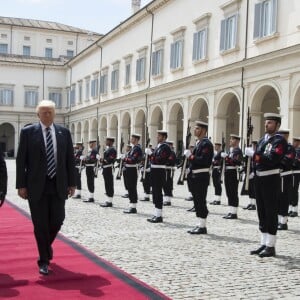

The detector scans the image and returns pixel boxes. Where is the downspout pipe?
[145,6,154,147]
[241,0,249,148]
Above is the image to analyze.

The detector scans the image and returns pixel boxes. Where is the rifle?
[177,120,192,185]
[245,107,253,191]
[220,132,226,183]
[94,137,101,177]
[116,134,125,180]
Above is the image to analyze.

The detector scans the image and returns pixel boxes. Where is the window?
[220,14,238,51]
[23,46,31,56]
[85,78,90,100]
[25,90,38,107]
[49,92,62,108]
[70,85,76,106]
[193,28,208,61]
[0,88,13,105]
[125,63,131,86]
[136,57,146,82]
[152,49,163,76]
[91,76,99,98]
[0,43,8,54]
[100,73,108,94]
[66,87,70,107]
[170,40,183,69]
[45,48,53,58]
[111,62,120,91]
[66,50,74,58]
[253,0,278,39]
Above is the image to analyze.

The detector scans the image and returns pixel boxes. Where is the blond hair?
[36,99,56,113]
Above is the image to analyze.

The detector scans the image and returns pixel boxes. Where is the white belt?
[225,166,237,170]
[85,164,95,166]
[75,165,83,168]
[256,169,280,177]
[192,168,210,174]
[151,164,166,169]
[102,164,113,169]
[213,166,221,169]
[125,164,138,168]
[280,170,293,177]
[293,170,300,174]
[166,166,175,170]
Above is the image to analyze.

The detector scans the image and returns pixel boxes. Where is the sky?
[1,0,153,34]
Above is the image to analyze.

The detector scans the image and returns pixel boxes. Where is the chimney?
[132,0,141,14]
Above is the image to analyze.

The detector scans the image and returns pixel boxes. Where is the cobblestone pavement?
[5,159,300,299]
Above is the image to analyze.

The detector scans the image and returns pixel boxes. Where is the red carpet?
[0,201,170,299]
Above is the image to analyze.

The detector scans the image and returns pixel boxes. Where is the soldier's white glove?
[249,172,254,179]
[80,155,85,160]
[245,147,254,157]
[185,168,190,175]
[96,154,100,159]
[184,149,191,158]
[120,154,125,159]
[221,152,228,158]
[145,148,152,155]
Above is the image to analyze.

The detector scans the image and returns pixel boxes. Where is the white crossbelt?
[293,170,300,174]
[256,169,280,177]
[85,164,95,166]
[151,164,166,169]
[102,164,113,168]
[192,168,210,174]
[213,166,221,169]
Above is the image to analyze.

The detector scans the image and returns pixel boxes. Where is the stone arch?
[83,120,89,146]
[70,123,75,142]
[110,115,118,145]
[135,109,146,148]
[99,116,107,147]
[149,105,163,146]
[291,83,300,137]
[250,84,280,140]
[75,122,82,144]
[90,118,98,141]
[121,112,131,144]
[0,122,15,157]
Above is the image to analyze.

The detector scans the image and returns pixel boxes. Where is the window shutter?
[203,28,208,59]
[192,32,199,61]
[253,2,262,39]
[170,43,175,68]
[271,0,278,34]
[220,19,226,51]
[152,52,156,75]
[233,14,238,48]
[178,40,183,67]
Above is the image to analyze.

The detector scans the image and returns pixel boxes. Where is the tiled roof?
[0,16,101,35]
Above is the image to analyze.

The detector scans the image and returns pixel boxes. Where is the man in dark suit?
[16,99,76,275]
[0,149,7,207]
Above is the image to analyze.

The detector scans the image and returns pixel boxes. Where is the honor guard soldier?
[140,143,153,201]
[277,129,295,230]
[247,113,287,257]
[123,133,143,214]
[100,137,117,208]
[119,144,132,198]
[73,142,84,199]
[210,142,223,205]
[147,130,171,223]
[290,137,300,217]
[242,140,257,210]
[163,141,176,206]
[83,140,98,202]
[221,134,243,219]
[185,121,214,234]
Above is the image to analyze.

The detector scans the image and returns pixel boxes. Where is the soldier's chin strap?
[0,192,5,207]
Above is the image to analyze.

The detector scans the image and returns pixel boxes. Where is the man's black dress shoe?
[187,226,207,234]
[121,194,129,198]
[289,211,298,217]
[243,204,252,210]
[83,198,94,203]
[248,204,256,210]
[163,201,171,206]
[259,246,276,258]
[123,207,137,214]
[72,194,81,199]
[210,200,221,205]
[39,264,49,275]
[100,201,113,207]
[250,245,266,255]
[277,223,288,230]
[147,216,163,223]
[223,213,237,219]
[185,196,193,201]
[187,207,195,212]
[140,197,150,201]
